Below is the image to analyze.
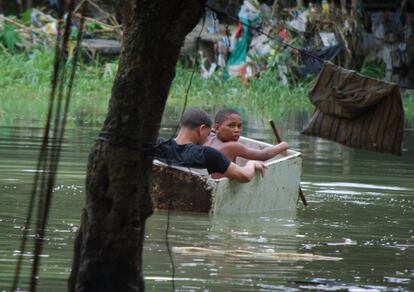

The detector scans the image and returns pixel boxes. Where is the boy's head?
[180,108,212,144]
[214,108,241,142]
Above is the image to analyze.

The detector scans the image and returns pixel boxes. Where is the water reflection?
[144,210,304,291]
[0,117,413,291]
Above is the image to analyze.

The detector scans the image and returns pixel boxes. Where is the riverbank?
[1,49,413,127]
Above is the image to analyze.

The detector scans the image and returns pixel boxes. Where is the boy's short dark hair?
[215,108,240,125]
[180,108,212,129]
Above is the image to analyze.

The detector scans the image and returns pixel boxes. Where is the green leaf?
[86,21,103,32]
[21,8,33,26]
[360,63,385,79]
[0,23,22,52]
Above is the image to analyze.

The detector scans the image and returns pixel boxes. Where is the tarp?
[296,45,342,78]
[302,62,404,155]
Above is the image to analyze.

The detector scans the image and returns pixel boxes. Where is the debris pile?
[0,0,121,59]
[189,0,413,86]
[1,0,413,86]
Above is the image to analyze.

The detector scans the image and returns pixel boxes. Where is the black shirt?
[153,138,231,174]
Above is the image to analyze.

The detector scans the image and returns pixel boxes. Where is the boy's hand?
[278,141,289,151]
[253,161,266,177]
[268,141,289,157]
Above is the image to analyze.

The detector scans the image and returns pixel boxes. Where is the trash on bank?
[1,0,413,87]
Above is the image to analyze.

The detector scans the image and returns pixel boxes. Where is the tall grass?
[0,49,113,126]
[403,93,414,128]
[164,63,314,124]
[1,49,413,127]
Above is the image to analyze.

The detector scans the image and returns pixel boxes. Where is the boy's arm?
[221,141,289,161]
[204,146,264,183]
[223,161,265,183]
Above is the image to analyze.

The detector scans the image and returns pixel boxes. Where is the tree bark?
[68,1,205,291]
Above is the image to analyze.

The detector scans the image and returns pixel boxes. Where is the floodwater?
[0,115,413,291]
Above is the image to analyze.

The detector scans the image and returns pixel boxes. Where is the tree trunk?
[68,1,205,291]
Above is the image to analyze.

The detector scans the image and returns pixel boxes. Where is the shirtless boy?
[204,108,289,162]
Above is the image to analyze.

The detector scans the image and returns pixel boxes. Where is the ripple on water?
[1,125,414,291]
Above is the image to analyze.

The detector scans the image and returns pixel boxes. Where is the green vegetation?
[0,23,21,53]
[0,49,413,127]
[404,93,414,128]
[360,62,386,80]
[0,49,112,126]
[0,49,314,126]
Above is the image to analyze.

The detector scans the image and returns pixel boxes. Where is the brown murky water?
[0,115,413,291]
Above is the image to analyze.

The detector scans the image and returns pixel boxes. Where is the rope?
[31,13,84,292]
[11,1,65,289]
[11,0,84,291]
[30,1,78,289]
[165,201,176,291]
[205,5,414,91]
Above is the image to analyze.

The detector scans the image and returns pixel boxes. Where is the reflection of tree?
[68,1,204,291]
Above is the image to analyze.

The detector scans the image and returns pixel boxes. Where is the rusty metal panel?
[151,164,213,213]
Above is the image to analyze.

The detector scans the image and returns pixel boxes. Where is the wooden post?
[269,120,308,207]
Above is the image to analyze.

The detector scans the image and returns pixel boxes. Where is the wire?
[29,1,78,289]
[170,10,206,139]
[11,1,65,289]
[205,4,414,91]
[165,201,175,291]
[31,12,84,292]
[11,1,84,291]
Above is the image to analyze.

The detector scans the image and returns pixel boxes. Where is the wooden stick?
[1,16,42,33]
[270,120,282,144]
[76,14,121,30]
[86,0,120,27]
[269,120,308,207]
[74,0,88,13]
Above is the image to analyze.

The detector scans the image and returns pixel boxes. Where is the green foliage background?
[0,49,413,127]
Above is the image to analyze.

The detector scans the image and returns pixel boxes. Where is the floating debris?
[172,246,342,261]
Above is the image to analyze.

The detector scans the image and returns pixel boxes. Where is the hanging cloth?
[224,0,260,80]
[302,62,404,155]
[225,20,253,79]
